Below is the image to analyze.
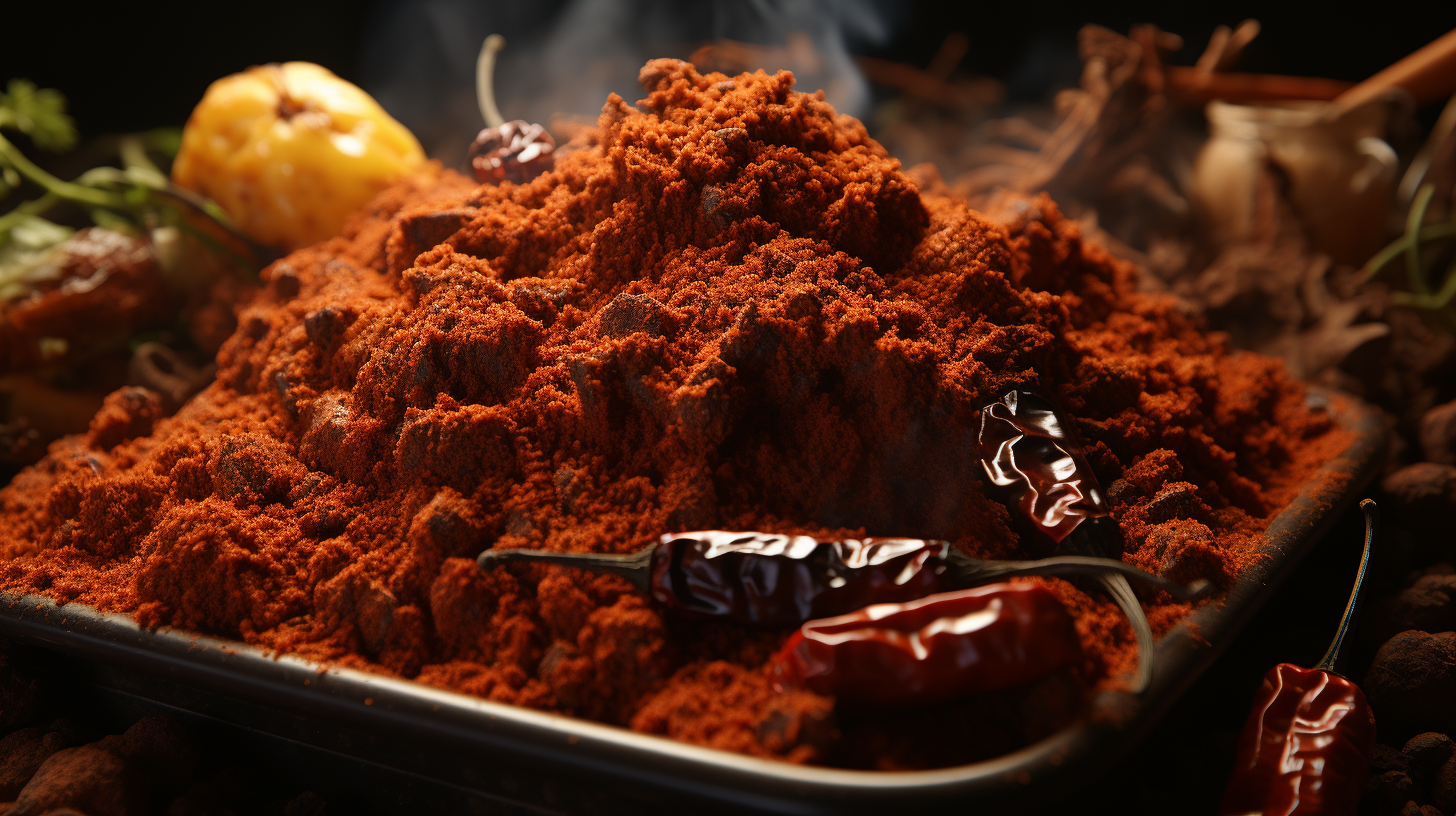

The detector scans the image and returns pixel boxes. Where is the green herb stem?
[0,131,126,211]
[1405,184,1437,297]
[1362,222,1456,282]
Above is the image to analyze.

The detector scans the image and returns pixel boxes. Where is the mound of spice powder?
[0,60,1347,769]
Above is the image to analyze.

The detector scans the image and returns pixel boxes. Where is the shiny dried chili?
[765,582,1082,707]
[979,388,1154,691]
[467,121,556,184]
[1219,665,1375,816]
[1219,501,1379,816]
[978,389,1120,558]
[476,531,1204,628]
[466,34,556,186]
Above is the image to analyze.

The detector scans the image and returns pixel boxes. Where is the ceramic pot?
[1194,97,1401,264]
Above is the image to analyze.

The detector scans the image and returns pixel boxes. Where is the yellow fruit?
[172,62,425,250]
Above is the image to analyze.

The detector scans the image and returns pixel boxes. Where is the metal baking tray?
[0,390,1385,814]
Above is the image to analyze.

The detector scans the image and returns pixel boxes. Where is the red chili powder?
[0,60,1348,769]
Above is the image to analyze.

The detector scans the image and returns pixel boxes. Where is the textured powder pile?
[0,60,1347,769]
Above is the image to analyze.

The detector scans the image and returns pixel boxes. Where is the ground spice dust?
[0,60,1349,770]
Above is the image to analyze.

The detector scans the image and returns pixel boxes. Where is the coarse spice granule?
[0,60,1349,769]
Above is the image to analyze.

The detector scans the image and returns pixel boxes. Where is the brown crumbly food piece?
[0,726,71,800]
[0,229,174,376]
[0,60,1346,766]
[7,744,146,816]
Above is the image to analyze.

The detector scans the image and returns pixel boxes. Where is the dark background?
[3,1,1454,145]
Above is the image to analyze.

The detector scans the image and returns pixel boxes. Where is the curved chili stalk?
[1102,574,1154,693]
[946,548,1172,693]
[940,549,1209,601]
[1315,499,1377,673]
[475,34,507,129]
[477,546,653,594]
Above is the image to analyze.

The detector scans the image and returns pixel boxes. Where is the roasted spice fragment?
[0,60,1345,765]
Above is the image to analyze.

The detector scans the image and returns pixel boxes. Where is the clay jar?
[1192,96,1402,264]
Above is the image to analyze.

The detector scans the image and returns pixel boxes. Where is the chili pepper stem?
[945,549,1200,694]
[942,550,1211,601]
[1101,573,1155,693]
[1315,499,1378,673]
[476,546,654,595]
[0,131,127,210]
[475,34,507,129]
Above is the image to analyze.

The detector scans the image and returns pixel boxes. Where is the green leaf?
[8,214,72,249]
[0,79,77,152]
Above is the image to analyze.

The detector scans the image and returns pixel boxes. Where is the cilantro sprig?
[0,79,77,152]
[0,79,261,288]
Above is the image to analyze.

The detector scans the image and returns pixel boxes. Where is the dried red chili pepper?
[467,34,555,185]
[979,388,1155,691]
[476,532,1204,628]
[1218,500,1379,816]
[467,121,556,184]
[979,389,1120,557]
[765,582,1082,707]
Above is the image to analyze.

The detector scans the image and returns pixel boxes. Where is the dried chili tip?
[766,583,1083,709]
[467,121,556,185]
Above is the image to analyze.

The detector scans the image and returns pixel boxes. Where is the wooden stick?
[1193,25,1233,74]
[853,55,1000,111]
[1166,67,1353,103]
[1335,28,1456,109]
[925,32,969,81]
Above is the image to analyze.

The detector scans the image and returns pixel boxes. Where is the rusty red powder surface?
[0,61,1349,769]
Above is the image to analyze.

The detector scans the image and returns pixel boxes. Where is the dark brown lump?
[0,59,1346,766]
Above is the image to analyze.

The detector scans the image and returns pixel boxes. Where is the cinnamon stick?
[1167,67,1353,104]
[1335,28,1456,109]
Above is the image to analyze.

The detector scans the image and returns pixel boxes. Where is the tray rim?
[0,387,1387,812]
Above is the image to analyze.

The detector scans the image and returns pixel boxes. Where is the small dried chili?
[466,34,556,186]
[467,121,556,185]
[1218,500,1379,816]
[765,583,1082,708]
[476,531,1204,628]
[979,388,1155,691]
